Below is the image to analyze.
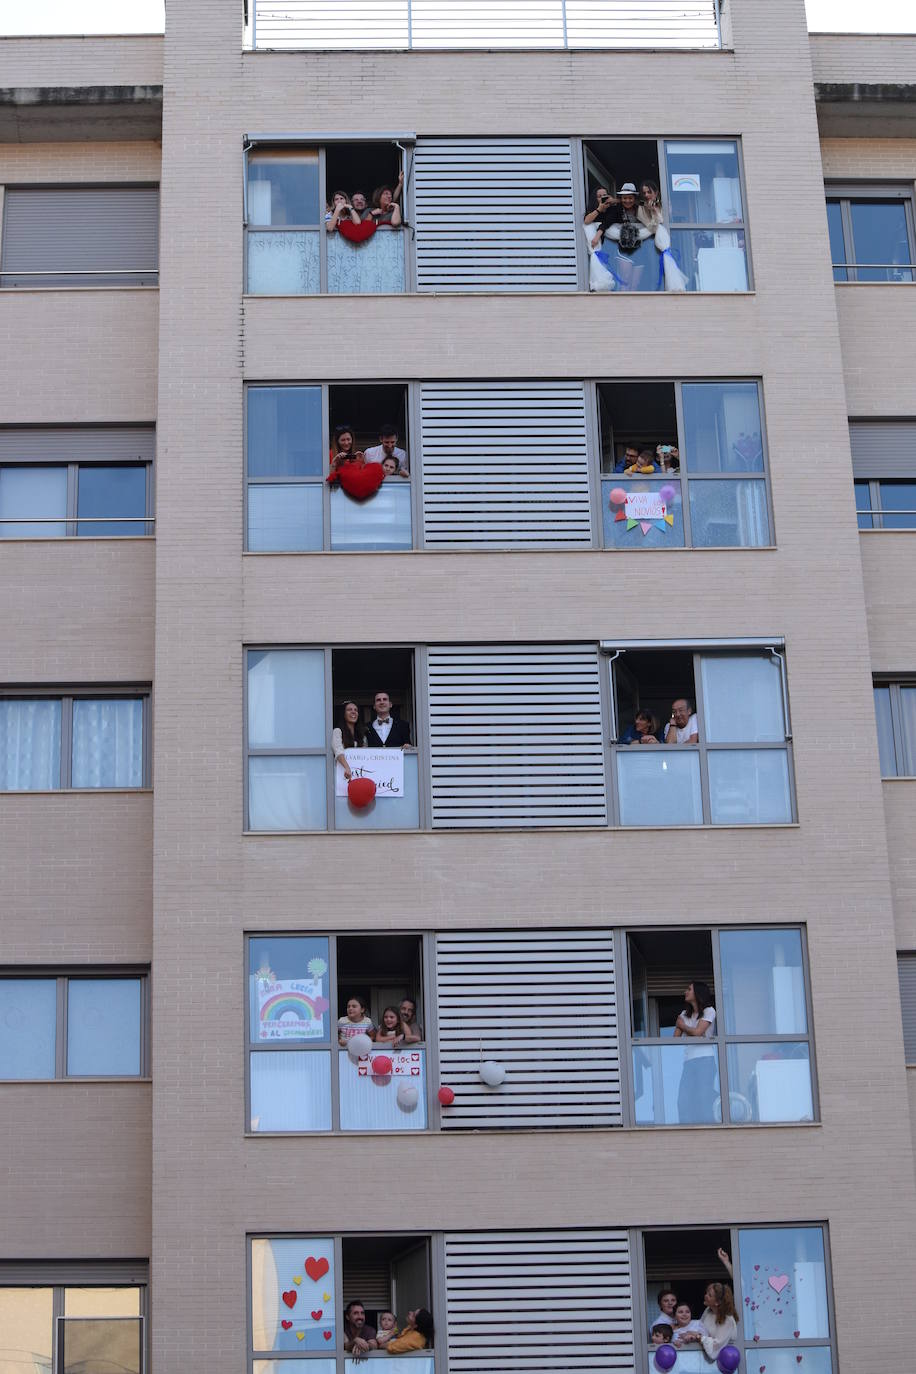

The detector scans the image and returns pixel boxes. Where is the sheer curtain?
[0,699,61,789]
[328,229,405,294]
[71,698,143,788]
[250,1051,332,1130]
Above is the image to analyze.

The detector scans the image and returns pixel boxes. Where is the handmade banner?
[609,485,676,535]
[257,977,329,1041]
[357,1049,423,1078]
[335,748,405,798]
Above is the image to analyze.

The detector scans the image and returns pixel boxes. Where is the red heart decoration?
[281,1320,293,1331]
[311,1310,323,1321]
[334,462,385,501]
[348,776,377,809]
[338,218,377,244]
[760,1366,766,1373]
[797,1359,803,1366]
[282,1291,297,1309]
[793,1332,800,1340]
[305,1257,330,1283]
[323,1330,333,1341]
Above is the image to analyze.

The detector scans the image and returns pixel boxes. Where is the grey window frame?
[247,1231,444,1372]
[243,382,417,551]
[897,951,916,1063]
[603,642,796,826]
[243,136,415,296]
[0,183,160,288]
[0,1262,149,1374]
[873,679,916,776]
[593,377,773,549]
[0,967,150,1080]
[0,685,152,790]
[244,931,437,1135]
[632,1222,838,1371]
[826,182,916,281]
[243,646,427,831]
[855,477,916,529]
[0,426,155,537]
[617,924,818,1127]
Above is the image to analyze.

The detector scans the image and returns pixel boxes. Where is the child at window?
[651,1324,674,1346]
[338,996,376,1046]
[375,1311,399,1348]
[375,1006,404,1046]
[672,1303,705,1345]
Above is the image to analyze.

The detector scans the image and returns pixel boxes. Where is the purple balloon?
[654,1344,677,1371]
[660,483,677,503]
[717,1345,741,1373]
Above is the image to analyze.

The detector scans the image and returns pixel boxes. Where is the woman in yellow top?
[385,1307,435,1354]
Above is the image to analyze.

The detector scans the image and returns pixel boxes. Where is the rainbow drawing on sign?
[258,978,329,1041]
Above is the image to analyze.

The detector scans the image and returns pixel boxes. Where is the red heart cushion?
[348,776,377,809]
[337,464,385,501]
[338,218,377,244]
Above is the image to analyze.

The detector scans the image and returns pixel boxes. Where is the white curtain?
[71,698,143,788]
[0,699,61,789]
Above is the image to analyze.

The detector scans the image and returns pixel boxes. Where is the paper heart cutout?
[281,1320,292,1331]
[338,218,377,244]
[282,1290,297,1309]
[297,1332,305,1342]
[793,1331,800,1339]
[334,462,385,501]
[768,1274,789,1295]
[754,1264,760,1271]
[305,1256,330,1283]
[311,1310,323,1321]
[323,1292,332,1302]
[760,1366,766,1373]
[323,1330,333,1341]
[796,1359,803,1365]
[753,1335,760,1342]
[293,1276,302,1285]
[314,997,330,1014]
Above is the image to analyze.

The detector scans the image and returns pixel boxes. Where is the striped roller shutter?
[1,187,159,284]
[435,929,621,1128]
[849,421,916,479]
[427,644,608,828]
[444,1229,635,1371]
[898,955,916,1063]
[413,139,579,293]
[419,381,593,547]
[565,0,720,48]
[253,1,410,48]
[0,428,154,464]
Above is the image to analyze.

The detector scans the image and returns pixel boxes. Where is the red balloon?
[371,1055,393,1077]
[347,777,377,808]
[437,1086,455,1106]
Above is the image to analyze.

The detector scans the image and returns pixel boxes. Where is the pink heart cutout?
[768,1273,789,1295]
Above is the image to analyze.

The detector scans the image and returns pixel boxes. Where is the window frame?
[873,679,916,776]
[243,137,415,296]
[604,643,797,826]
[244,931,436,1135]
[0,442,154,538]
[0,1262,148,1374]
[0,686,152,791]
[617,924,818,1127]
[826,182,916,282]
[0,967,150,1080]
[0,182,160,289]
[855,477,916,530]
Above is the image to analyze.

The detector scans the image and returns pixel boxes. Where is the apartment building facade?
[1,1,916,1370]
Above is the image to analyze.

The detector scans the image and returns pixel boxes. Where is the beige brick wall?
[820,134,916,180]
[0,139,161,182]
[810,33,916,85]
[834,286,916,415]
[0,35,163,89]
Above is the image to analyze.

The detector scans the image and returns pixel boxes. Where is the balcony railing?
[249,0,723,51]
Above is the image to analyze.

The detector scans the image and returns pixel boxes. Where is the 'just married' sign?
[335,748,405,799]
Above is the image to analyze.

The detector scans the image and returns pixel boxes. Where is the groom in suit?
[365,690,412,748]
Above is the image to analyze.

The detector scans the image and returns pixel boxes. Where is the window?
[245,142,406,295]
[0,1265,146,1374]
[599,381,771,548]
[247,933,427,1133]
[897,954,916,1062]
[583,138,749,293]
[641,1226,836,1374]
[873,681,916,776]
[0,186,159,287]
[0,427,154,537]
[627,927,815,1126]
[826,187,915,282]
[0,690,149,791]
[246,385,411,551]
[0,972,147,1079]
[851,420,916,529]
[609,646,795,826]
[246,648,418,831]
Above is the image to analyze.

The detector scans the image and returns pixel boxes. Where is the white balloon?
[479,1060,507,1087]
[397,1083,420,1111]
[346,1033,373,1060]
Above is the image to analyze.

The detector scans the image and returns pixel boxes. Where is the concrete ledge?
[0,82,162,141]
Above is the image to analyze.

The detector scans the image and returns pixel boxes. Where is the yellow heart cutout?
[293,1276,302,1285]
[296,1332,305,1341]
[323,1292,331,1302]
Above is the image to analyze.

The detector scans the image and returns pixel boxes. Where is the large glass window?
[665,140,748,290]
[0,1277,145,1374]
[0,973,146,1079]
[0,692,148,791]
[627,926,815,1127]
[826,189,915,282]
[246,384,411,553]
[610,647,794,826]
[247,933,427,1134]
[0,428,153,538]
[872,681,916,776]
[598,381,771,549]
[246,143,406,296]
[855,479,916,530]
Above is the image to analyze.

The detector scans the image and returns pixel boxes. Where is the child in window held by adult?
[671,1302,705,1347]
[332,700,366,783]
[385,1308,435,1354]
[651,1325,674,1347]
[675,1282,738,1360]
[638,179,688,292]
[624,448,662,475]
[375,1311,399,1349]
[338,996,376,1046]
[329,424,365,473]
[375,1005,405,1046]
[364,423,409,475]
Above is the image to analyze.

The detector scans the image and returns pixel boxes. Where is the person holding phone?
[326,190,361,234]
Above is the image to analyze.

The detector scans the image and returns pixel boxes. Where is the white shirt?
[681,1006,717,1059]
[672,1320,705,1344]
[373,716,393,743]
[664,713,698,743]
[364,444,407,467]
[651,1312,677,1330]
